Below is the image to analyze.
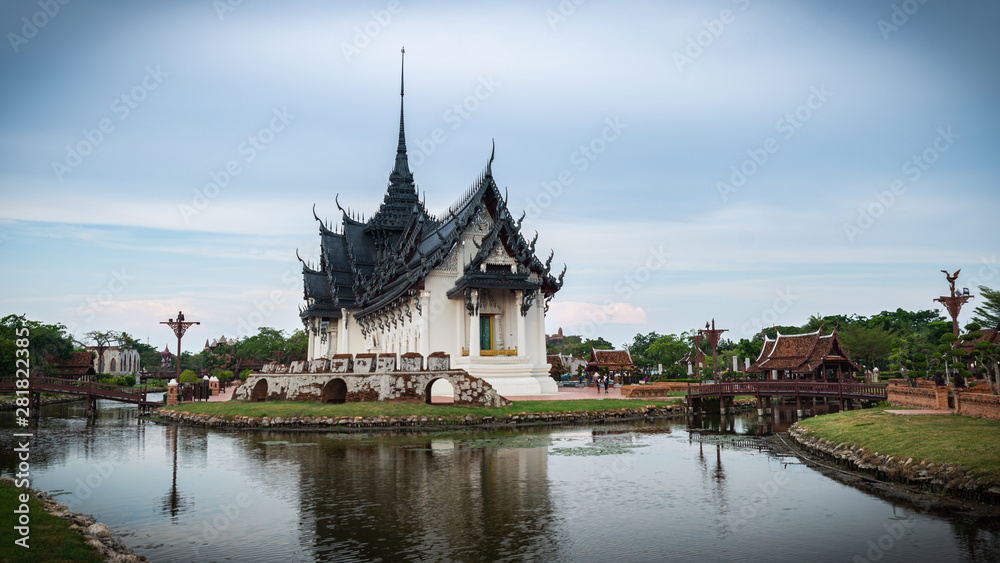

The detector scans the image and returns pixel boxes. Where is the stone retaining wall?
[235,369,509,407]
[154,403,689,429]
[788,425,1000,504]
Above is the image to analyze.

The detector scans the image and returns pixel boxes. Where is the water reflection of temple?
[279,435,560,562]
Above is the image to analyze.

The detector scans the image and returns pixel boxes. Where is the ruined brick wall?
[621,382,689,397]
[955,392,1000,421]
[886,386,940,409]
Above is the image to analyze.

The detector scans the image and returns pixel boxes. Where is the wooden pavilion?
[749,328,859,380]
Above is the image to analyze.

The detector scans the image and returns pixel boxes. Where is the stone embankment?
[154,403,690,430]
[787,425,1000,504]
[1,477,146,562]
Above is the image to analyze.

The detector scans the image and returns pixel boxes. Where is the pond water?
[2,399,998,562]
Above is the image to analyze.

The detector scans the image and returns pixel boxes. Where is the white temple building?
[298,50,565,396]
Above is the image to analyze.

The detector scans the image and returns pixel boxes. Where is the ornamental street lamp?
[160,311,199,382]
[934,269,973,338]
[698,318,729,379]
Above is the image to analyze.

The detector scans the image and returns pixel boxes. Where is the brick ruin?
[233,352,510,407]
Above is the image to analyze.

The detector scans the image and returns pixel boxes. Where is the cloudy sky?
[1,0,997,353]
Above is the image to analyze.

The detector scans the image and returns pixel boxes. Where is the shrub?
[179,370,198,384]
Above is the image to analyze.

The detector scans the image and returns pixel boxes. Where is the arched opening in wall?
[109,358,117,373]
[251,379,268,402]
[426,378,455,405]
[321,378,347,404]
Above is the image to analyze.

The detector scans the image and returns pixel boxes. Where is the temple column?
[337,310,349,354]
[420,291,430,358]
[535,292,545,361]
[455,299,464,356]
[515,290,527,357]
[306,319,315,360]
[469,289,481,358]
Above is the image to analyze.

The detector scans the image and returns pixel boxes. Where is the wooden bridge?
[686,380,887,414]
[0,376,163,414]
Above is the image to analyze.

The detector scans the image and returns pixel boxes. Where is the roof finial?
[390,46,413,184]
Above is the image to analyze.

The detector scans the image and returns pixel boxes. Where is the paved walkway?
[207,384,236,402]
[506,384,628,401]
[885,408,956,415]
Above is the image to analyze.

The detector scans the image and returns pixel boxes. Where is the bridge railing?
[687,380,887,399]
[0,376,148,402]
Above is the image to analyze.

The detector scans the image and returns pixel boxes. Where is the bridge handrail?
[0,376,146,400]
[686,380,887,399]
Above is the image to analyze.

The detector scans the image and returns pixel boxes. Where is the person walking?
[596,374,602,394]
[603,374,610,394]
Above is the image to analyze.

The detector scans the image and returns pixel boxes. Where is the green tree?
[967,322,999,395]
[972,285,1000,328]
[643,334,690,367]
[839,324,896,370]
[627,331,663,367]
[179,369,199,384]
[0,314,75,378]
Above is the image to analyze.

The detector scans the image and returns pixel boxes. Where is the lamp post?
[160,311,200,382]
[934,270,973,338]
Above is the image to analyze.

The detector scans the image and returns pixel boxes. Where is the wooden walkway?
[0,376,163,413]
[686,380,887,412]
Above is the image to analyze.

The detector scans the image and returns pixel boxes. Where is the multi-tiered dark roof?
[299,55,564,334]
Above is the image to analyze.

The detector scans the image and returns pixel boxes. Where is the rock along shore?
[1,477,146,562]
[788,424,1000,505]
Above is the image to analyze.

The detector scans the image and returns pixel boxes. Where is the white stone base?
[454,356,557,396]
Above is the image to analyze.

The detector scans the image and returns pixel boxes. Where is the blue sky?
[1,0,998,353]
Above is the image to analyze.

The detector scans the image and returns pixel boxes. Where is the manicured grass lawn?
[797,407,1000,478]
[0,481,103,563]
[160,398,683,419]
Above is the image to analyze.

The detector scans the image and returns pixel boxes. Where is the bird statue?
[941,269,960,296]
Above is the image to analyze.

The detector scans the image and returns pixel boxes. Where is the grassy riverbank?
[0,480,103,563]
[796,407,1000,478]
[161,398,684,419]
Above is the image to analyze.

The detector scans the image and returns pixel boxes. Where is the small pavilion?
[587,348,634,383]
